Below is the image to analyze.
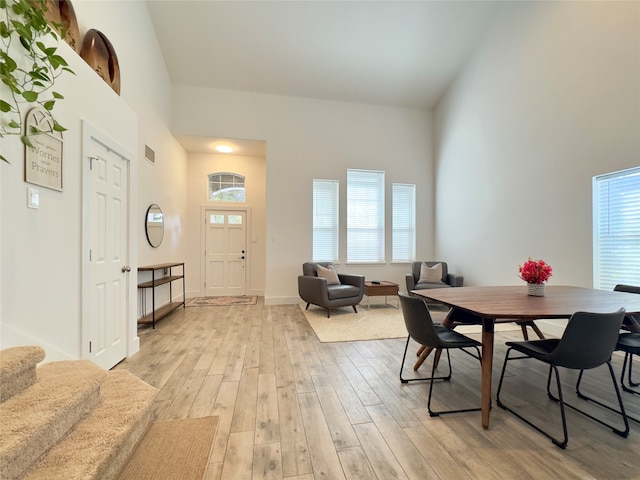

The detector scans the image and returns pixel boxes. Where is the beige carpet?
[116,416,219,480]
[187,296,258,306]
[301,303,519,343]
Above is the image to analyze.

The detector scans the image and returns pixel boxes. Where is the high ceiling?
[146,0,504,153]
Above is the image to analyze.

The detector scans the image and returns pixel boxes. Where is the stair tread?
[21,369,158,480]
[0,360,106,480]
[0,346,46,402]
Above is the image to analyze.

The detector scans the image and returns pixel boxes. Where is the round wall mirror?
[145,204,164,248]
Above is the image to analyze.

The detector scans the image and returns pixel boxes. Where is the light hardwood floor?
[115,300,640,479]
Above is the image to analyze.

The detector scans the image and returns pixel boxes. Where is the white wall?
[0,0,185,362]
[172,88,435,302]
[185,153,266,297]
[434,1,640,289]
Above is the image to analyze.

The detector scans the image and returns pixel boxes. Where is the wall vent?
[144,145,155,164]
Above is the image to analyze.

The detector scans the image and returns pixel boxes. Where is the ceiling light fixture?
[215,145,233,153]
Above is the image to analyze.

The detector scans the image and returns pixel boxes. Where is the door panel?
[205,210,246,296]
[86,142,128,370]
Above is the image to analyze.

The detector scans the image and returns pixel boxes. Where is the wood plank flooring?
[115,300,640,479]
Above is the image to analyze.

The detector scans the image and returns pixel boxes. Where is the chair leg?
[352,305,358,314]
[574,366,640,426]
[621,352,640,394]
[569,364,631,434]
[400,337,452,384]
[496,350,569,448]
[427,346,482,417]
[327,308,330,318]
[305,303,310,310]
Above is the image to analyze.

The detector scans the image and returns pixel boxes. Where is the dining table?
[411,285,640,429]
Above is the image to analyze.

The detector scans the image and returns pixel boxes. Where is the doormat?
[116,416,219,480]
[186,296,258,306]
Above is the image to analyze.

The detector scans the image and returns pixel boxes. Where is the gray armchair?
[298,262,365,318]
[405,261,463,294]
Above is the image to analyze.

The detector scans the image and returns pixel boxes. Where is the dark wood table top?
[412,285,640,319]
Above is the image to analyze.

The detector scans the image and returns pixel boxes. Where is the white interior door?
[205,209,246,296]
[84,136,129,370]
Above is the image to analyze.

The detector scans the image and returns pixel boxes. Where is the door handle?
[122,266,131,273]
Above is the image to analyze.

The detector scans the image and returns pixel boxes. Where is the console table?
[137,262,185,328]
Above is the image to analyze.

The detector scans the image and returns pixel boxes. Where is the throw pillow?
[419,262,443,284]
[317,264,341,285]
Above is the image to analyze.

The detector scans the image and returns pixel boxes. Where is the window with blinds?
[312,179,339,263]
[392,183,416,262]
[347,169,384,263]
[593,166,640,290]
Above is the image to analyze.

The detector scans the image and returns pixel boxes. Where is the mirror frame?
[145,204,164,248]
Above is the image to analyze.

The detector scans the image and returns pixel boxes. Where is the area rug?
[301,304,518,343]
[186,296,257,306]
[116,416,219,480]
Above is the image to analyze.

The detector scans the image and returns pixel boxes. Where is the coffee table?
[363,281,399,309]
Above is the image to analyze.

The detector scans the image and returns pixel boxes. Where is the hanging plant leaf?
[0,0,73,145]
[21,90,38,102]
[21,134,34,148]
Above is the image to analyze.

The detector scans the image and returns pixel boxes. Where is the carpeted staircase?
[0,346,157,480]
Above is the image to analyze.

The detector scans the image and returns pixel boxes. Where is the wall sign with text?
[24,107,63,192]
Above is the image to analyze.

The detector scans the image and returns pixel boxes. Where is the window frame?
[312,179,339,263]
[208,172,246,202]
[392,183,416,263]
[592,166,640,290]
[346,169,385,264]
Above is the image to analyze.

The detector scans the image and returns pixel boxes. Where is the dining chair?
[574,332,640,426]
[398,293,483,417]
[613,284,640,333]
[616,333,640,395]
[613,285,640,392]
[496,309,628,449]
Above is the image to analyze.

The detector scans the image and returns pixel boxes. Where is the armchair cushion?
[419,262,444,284]
[406,261,463,294]
[317,264,340,285]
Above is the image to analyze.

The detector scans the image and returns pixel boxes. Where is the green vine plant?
[0,0,74,162]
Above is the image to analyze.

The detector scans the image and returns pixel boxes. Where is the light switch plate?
[27,187,39,209]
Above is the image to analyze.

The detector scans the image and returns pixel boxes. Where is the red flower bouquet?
[518,258,552,284]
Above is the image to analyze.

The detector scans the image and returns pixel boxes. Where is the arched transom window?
[208,172,245,202]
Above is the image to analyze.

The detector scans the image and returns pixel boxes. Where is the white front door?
[84,135,129,370]
[205,209,247,296]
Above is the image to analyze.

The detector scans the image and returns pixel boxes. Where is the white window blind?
[392,183,416,262]
[347,169,384,263]
[312,179,339,262]
[593,166,640,290]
